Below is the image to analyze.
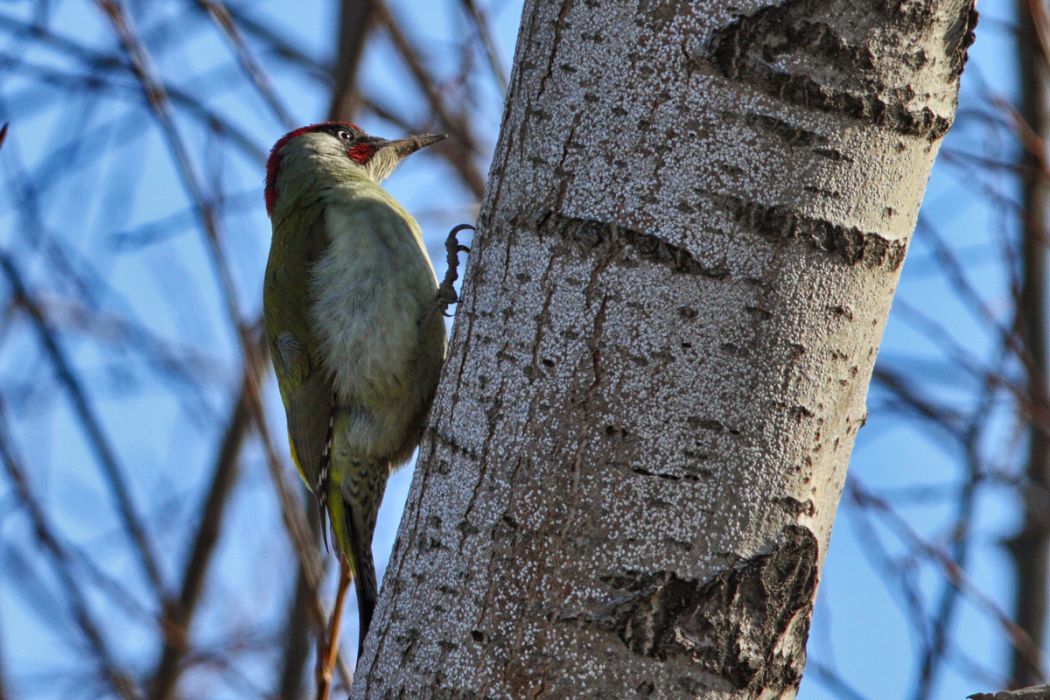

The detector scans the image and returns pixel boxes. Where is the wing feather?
[264,212,333,491]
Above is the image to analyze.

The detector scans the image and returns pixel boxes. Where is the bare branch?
[1009,2,1050,687]
[96,0,245,337]
[459,0,507,93]
[195,0,296,128]
[328,0,377,121]
[851,482,1047,676]
[374,0,485,198]
[148,350,266,700]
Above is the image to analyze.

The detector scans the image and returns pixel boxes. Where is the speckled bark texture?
[353,0,976,697]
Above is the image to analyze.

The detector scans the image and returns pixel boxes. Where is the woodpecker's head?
[265,121,445,217]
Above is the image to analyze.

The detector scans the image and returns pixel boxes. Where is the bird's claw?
[427,224,474,323]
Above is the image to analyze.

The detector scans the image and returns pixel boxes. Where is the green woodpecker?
[263,122,447,651]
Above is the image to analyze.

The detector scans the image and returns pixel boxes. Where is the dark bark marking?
[705,0,977,141]
[430,428,482,462]
[631,466,703,483]
[813,147,853,163]
[772,495,816,518]
[715,194,908,270]
[943,2,979,79]
[538,0,576,99]
[687,416,741,435]
[803,185,842,199]
[745,112,826,147]
[595,525,818,692]
[536,210,731,279]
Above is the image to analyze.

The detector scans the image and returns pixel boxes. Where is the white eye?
[337,130,352,142]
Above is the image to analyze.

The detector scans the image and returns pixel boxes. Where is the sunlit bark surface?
[356,1,977,696]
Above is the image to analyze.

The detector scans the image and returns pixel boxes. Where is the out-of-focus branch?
[912,348,1005,700]
[374,1,485,198]
[459,0,506,93]
[0,250,168,598]
[1010,1,1050,688]
[0,51,267,164]
[851,481,1047,676]
[220,4,330,80]
[84,30,299,685]
[95,9,329,691]
[242,362,353,688]
[148,348,266,700]
[872,366,968,435]
[891,299,1041,424]
[276,499,322,700]
[195,0,296,128]
[328,0,376,121]
[0,402,140,700]
[39,294,223,417]
[0,629,7,700]
[918,216,1027,365]
[96,0,245,338]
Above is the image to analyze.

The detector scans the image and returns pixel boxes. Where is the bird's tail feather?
[325,457,388,655]
[348,516,379,655]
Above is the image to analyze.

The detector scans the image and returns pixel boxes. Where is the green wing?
[263,211,333,492]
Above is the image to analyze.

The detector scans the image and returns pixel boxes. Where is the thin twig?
[96,0,245,338]
[328,0,377,121]
[374,0,486,198]
[912,334,1011,699]
[276,500,321,699]
[316,562,353,700]
[220,4,330,80]
[459,0,507,93]
[148,351,266,700]
[851,481,1048,675]
[241,359,354,689]
[195,0,296,128]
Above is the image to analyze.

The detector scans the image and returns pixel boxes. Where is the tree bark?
[354,0,977,696]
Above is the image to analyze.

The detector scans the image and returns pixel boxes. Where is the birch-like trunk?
[354,1,977,696]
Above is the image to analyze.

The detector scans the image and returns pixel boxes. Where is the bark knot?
[595,525,818,692]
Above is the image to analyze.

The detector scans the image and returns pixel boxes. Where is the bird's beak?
[381,133,446,158]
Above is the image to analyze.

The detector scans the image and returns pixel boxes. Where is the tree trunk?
[354,1,977,697]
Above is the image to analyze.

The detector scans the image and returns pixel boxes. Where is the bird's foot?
[432,224,473,319]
